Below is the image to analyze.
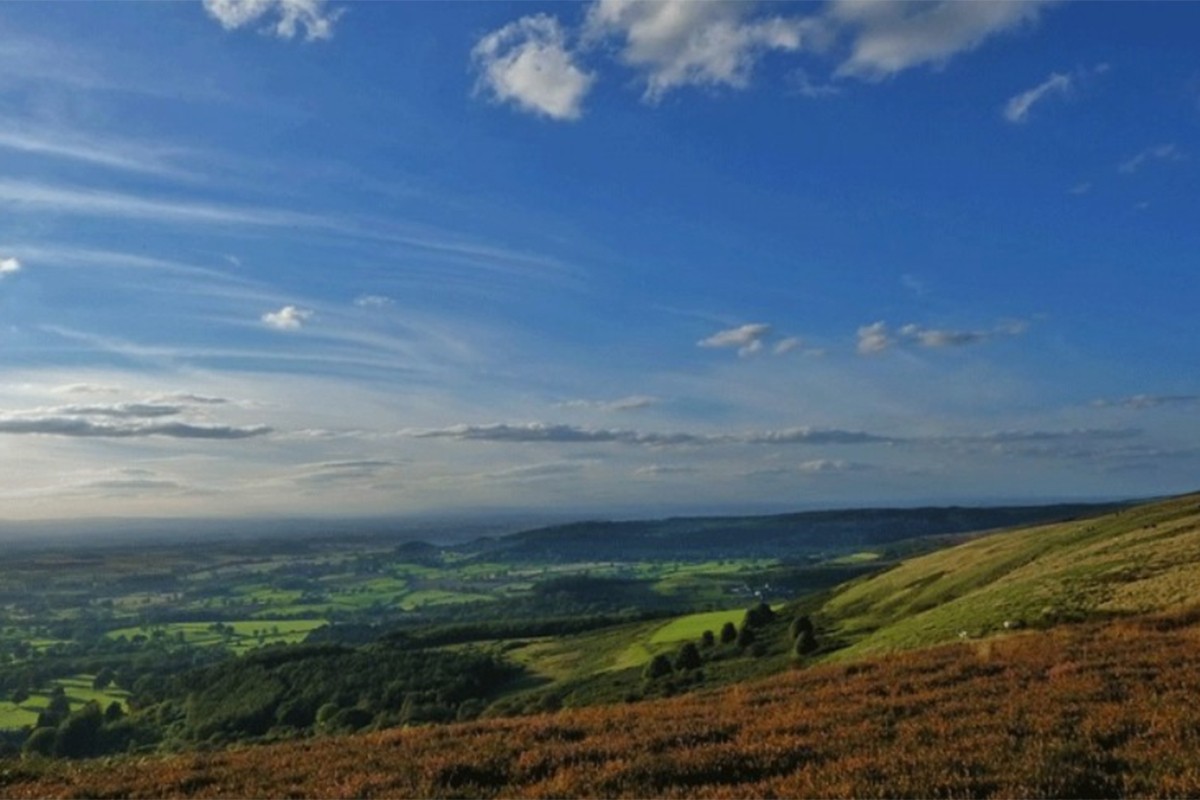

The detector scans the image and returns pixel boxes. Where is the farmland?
[0,496,1156,770]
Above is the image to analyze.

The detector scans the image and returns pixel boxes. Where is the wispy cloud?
[0,126,197,180]
[1092,393,1200,410]
[559,395,659,412]
[698,323,772,357]
[408,422,891,447]
[856,321,893,354]
[0,178,319,229]
[0,414,271,439]
[789,69,841,99]
[1119,143,1184,174]
[832,0,1053,80]
[0,256,20,277]
[202,0,344,42]
[858,319,1027,354]
[354,295,394,308]
[261,305,314,331]
[49,402,185,419]
[473,14,595,121]
[1003,71,1072,123]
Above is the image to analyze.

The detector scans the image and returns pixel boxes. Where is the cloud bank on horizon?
[0,0,1197,520]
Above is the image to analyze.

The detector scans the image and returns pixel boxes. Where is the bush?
[736,626,756,649]
[743,602,776,629]
[789,615,815,641]
[674,643,702,671]
[22,727,57,758]
[719,622,738,644]
[644,654,674,681]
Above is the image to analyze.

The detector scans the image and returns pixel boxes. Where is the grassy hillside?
[819,491,1200,658]
[10,607,1200,798]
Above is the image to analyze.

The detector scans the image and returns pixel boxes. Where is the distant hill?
[460,501,1128,562]
[819,491,1200,658]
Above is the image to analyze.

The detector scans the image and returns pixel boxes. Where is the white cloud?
[1092,394,1200,410]
[860,319,1027,354]
[261,305,313,330]
[560,395,659,412]
[0,256,20,276]
[1068,181,1092,195]
[202,0,343,42]
[1119,143,1184,174]
[856,321,893,354]
[795,458,871,474]
[833,0,1052,80]
[586,0,813,101]
[354,294,393,308]
[0,414,270,439]
[472,14,595,121]
[698,323,772,357]
[0,126,197,180]
[790,69,841,99]
[773,337,803,355]
[1003,71,1071,123]
[899,323,988,348]
[409,422,890,447]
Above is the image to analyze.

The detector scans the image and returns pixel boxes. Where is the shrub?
[644,654,674,681]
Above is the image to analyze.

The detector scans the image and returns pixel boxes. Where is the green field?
[0,674,129,730]
[105,619,326,653]
[648,608,752,644]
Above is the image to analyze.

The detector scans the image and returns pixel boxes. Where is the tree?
[743,602,776,629]
[92,667,115,691]
[794,629,818,657]
[736,625,756,649]
[700,630,716,648]
[104,701,125,723]
[54,702,104,758]
[22,727,57,758]
[315,703,340,729]
[674,642,702,671]
[719,622,738,645]
[643,654,673,681]
[790,615,815,641]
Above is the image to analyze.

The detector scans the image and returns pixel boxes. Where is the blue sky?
[1,0,1197,521]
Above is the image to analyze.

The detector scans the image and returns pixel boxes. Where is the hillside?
[463,501,1123,562]
[8,607,1200,798]
[819,491,1200,658]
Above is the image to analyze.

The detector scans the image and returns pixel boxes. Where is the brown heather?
[7,607,1200,798]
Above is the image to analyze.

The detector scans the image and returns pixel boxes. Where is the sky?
[1,0,1198,522]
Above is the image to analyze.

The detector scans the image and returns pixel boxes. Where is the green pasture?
[647,608,749,644]
[105,619,326,652]
[0,674,129,730]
